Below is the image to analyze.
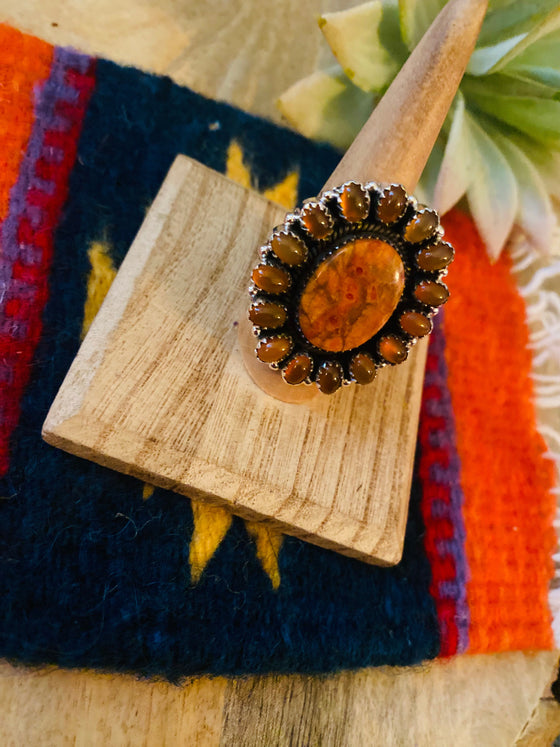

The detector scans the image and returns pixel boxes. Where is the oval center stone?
[298,238,405,352]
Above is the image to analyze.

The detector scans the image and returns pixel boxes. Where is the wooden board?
[1,653,558,746]
[43,154,428,566]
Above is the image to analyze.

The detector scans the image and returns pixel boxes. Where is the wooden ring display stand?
[43,0,488,566]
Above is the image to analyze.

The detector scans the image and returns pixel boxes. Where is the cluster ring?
[248,181,454,395]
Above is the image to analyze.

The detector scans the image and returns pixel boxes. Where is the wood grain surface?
[1,653,558,747]
[2,0,560,744]
[43,155,426,565]
[2,0,350,125]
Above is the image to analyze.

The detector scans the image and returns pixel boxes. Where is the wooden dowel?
[326,0,488,192]
[241,0,488,402]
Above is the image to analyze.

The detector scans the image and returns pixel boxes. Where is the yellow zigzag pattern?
[225,141,299,210]
[189,502,233,584]
[81,241,117,339]
[82,143,296,589]
[245,521,283,590]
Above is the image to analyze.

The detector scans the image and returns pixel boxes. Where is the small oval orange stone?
[301,204,332,239]
[271,232,307,266]
[283,354,312,385]
[414,280,449,306]
[340,183,369,222]
[399,311,432,337]
[416,242,454,271]
[249,301,287,329]
[350,353,376,384]
[298,238,405,352]
[379,336,408,364]
[252,264,290,294]
[377,185,407,223]
[316,362,342,394]
[257,337,292,363]
[404,210,439,243]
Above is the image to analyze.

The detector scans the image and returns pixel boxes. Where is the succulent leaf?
[414,136,444,206]
[467,34,526,75]
[433,93,474,214]
[463,76,560,147]
[398,0,446,50]
[502,30,560,88]
[518,136,560,201]
[476,0,560,47]
[278,0,560,257]
[494,134,556,252]
[277,68,375,150]
[319,1,402,93]
[487,6,560,72]
[465,115,518,261]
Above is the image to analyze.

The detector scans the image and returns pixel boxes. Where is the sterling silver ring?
[248,181,454,394]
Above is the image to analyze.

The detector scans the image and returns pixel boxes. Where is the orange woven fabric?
[442,210,556,653]
[0,25,53,220]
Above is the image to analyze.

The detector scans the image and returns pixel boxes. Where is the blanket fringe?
[509,229,560,646]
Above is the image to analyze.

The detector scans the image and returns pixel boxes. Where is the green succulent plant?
[278,0,560,259]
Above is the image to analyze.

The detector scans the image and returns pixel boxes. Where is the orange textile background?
[443,210,556,653]
[0,25,53,221]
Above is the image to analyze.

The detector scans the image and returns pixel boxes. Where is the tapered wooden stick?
[241,0,488,402]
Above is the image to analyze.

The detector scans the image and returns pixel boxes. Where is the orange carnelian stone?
[379,336,408,364]
[271,232,307,266]
[316,362,342,394]
[249,301,287,329]
[283,354,312,385]
[350,352,376,384]
[340,183,369,222]
[404,210,438,243]
[301,204,332,239]
[298,238,405,352]
[399,311,431,337]
[414,280,449,306]
[257,337,292,363]
[252,264,290,294]
[377,185,407,223]
[416,241,454,271]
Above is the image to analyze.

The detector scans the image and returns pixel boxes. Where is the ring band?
[248,181,454,395]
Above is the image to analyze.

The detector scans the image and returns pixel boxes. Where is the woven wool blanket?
[0,24,557,679]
